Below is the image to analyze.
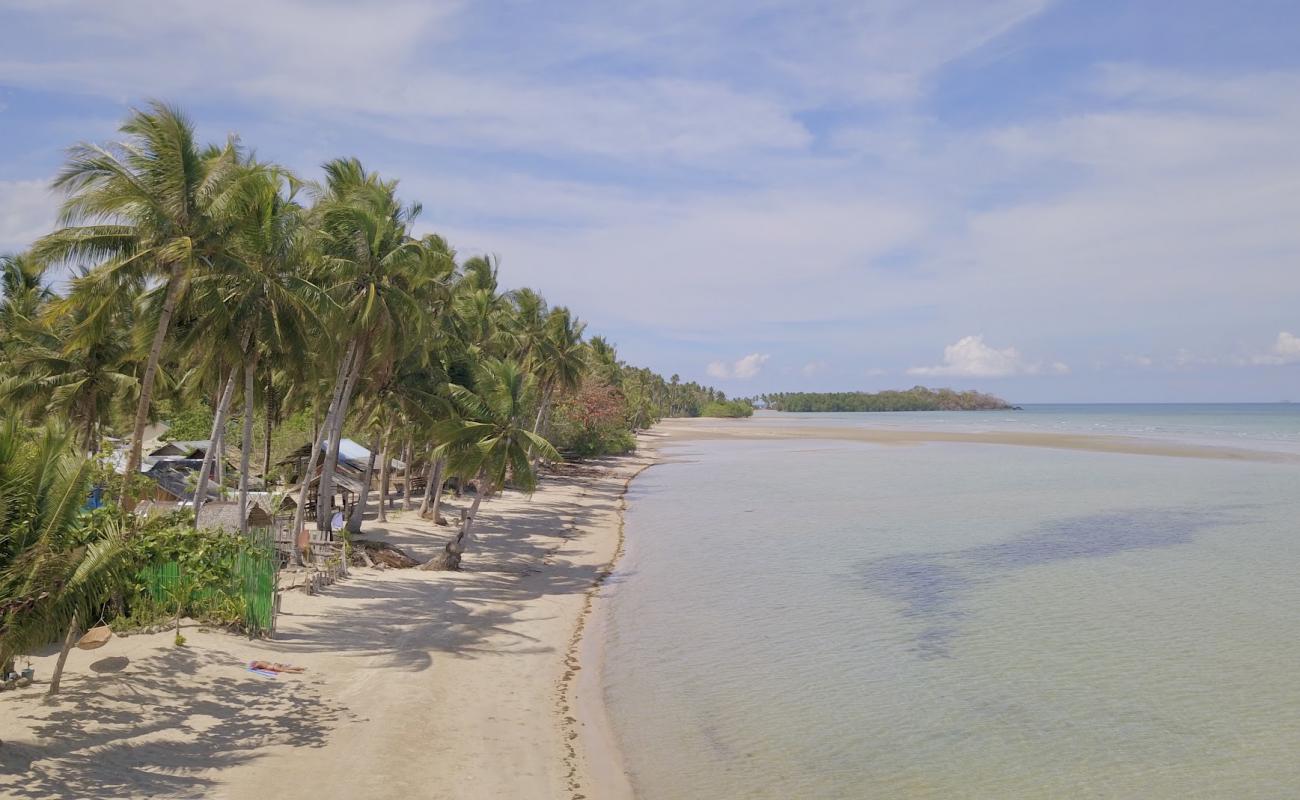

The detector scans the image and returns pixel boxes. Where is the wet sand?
[654,416,1299,462]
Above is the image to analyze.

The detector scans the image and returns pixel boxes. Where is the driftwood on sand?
[348,540,420,569]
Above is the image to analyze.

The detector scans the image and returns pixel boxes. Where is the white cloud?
[0,179,59,253]
[707,353,770,380]
[908,335,1068,377]
[2,6,1298,398]
[801,360,828,376]
[1251,331,1300,365]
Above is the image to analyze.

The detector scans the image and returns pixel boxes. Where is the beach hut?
[141,459,220,503]
[195,497,279,531]
[148,440,211,460]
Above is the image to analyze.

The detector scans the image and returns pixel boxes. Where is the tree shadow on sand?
[263,468,630,672]
[0,647,345,800]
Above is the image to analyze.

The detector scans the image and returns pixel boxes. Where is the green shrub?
[700,399,754,418]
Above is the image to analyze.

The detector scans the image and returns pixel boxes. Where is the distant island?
[760,386,1015,412]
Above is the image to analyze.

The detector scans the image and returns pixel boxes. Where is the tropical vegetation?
[0,101,739,688]
[760,387,1012,412]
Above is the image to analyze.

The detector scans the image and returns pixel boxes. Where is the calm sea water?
[603,405,1300,798]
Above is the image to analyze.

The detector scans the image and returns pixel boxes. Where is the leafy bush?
[700,399,754,418]
[113,510,262,630]
[549,380,638,457]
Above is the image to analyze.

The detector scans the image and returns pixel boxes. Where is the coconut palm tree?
[0,288,137,454]
[184,163,319,531]
[0,420,132,694]
[0,253,53,351]
[33,102,253,505]
[422,359,559,570]
[531,306,587,443]
[586,335,623,386]
[293,159,427,538]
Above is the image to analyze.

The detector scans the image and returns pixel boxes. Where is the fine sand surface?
[0,443,657,800]
[655,415,1300,462]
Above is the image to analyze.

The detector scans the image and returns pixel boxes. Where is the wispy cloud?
[2,3,1299,399]
[0,179,58,253]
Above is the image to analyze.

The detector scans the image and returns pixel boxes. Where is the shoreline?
[0,442,661,800]
[653,416,1300,462]
[565,434,664,800]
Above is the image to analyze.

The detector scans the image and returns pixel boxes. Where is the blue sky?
[2,0,1298,402]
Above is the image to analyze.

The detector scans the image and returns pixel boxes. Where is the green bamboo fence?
[139,528,278,637]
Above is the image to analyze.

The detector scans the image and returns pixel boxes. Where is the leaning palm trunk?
[527,386,553,465]
[214,424,225,498]
[346,430,381,533]
[418,456,446,524]
[120,263,185,507]
[317,339,365,533]
[292,340,357,549]
[377,423,393,522]
[237,352,260,534]
[47,610,79,696]
[400,438,413,511]
[192,368,239,514]
[262,375,274,485]
[421,471,488,571]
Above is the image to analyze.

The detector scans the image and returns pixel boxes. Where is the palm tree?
[0,253,53,350]
[531,306,587,446]
[0,286,137,453]
[188,163,318,531]
[0,420,132,694]
[587,335,623,386]
[422,360,559,570]
[293,158,427,539]
[34,102,252,506]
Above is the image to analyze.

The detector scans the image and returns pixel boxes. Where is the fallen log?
[349,539,420,569]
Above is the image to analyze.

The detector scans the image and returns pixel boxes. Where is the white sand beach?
[0,441,660,800]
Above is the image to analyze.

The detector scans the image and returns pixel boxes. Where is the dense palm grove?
[0,103,736,688]
[760,387,1012,412]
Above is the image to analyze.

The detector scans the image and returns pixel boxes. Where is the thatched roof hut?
[196,498,278,532]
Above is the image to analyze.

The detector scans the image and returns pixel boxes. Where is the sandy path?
[0,445,656,800]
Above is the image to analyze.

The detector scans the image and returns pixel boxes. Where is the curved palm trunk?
[526,387,550,456]
[400,437,413,511]
[377,422,393,523]
[121,262,185,508]
[421,471,487,571]
[238,352,260,534]
[262,374,274,484]
[346,430,381,533]
[47,610,79,696]
[418,455,445,524]
[292,340,357,551]
[317,339,365,534]
[192,368,238,515]
[214,426,226,498]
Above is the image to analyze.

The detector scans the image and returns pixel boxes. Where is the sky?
[1,0,1298,403]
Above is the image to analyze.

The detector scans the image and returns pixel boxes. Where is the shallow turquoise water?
[603,410,1300,798]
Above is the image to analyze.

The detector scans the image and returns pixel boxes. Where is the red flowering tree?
[547,379,636,456]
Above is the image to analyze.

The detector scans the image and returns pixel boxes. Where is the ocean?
[601,405,1300,798]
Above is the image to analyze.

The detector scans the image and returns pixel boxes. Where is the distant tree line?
[759,386,1013,412]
